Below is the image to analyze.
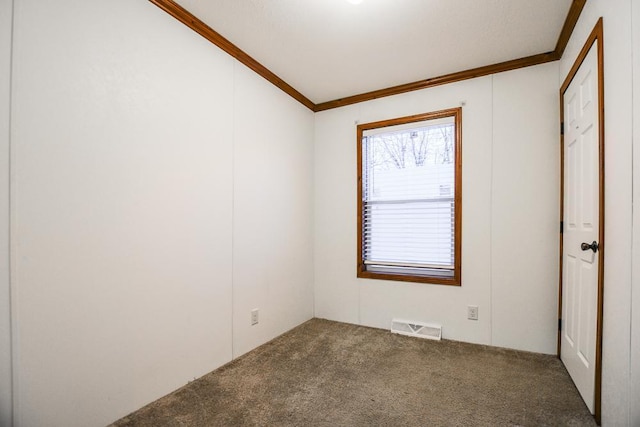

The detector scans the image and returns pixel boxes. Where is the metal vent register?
[391,319,442,341]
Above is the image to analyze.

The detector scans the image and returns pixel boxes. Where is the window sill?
[357,269,461,286]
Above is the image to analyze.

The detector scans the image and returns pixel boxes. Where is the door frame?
[558,17,604,424]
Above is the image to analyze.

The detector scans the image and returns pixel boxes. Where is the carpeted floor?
[111,318,596,426]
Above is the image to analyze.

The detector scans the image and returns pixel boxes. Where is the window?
[357,108,462,285]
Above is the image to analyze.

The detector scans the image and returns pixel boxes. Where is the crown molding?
[149,0,315,111]
[314,51,560,111]
[149,0,586,112]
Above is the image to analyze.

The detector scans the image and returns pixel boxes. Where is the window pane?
[360,112,459,281]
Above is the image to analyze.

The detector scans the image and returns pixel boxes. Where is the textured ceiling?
[174,0,573,104]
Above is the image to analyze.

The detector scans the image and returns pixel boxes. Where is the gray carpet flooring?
[111,318,596,426]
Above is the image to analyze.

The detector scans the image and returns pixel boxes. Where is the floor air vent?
[391,319,442,341]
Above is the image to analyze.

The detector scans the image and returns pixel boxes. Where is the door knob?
[581,241,599,253]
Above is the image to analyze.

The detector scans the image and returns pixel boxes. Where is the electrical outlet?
[467,305,479,321]
[251,309,259,326]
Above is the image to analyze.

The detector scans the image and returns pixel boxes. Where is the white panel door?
[561,43,600,414]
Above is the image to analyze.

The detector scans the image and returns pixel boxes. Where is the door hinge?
[561,122,564,135]
[558,318,562,331]
[560,221,563,234]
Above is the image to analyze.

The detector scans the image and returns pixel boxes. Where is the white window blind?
[362,117,456,277]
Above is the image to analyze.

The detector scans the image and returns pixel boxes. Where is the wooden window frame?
[357,107,462,286]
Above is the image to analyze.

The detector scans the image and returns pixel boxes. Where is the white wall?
[631,1,640,425]
[559,2,633,425]
[0,0,12,425]
[490,64,560,353]
[314,62,560,354]
[232,62,314,358]
[8,1,314,426]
